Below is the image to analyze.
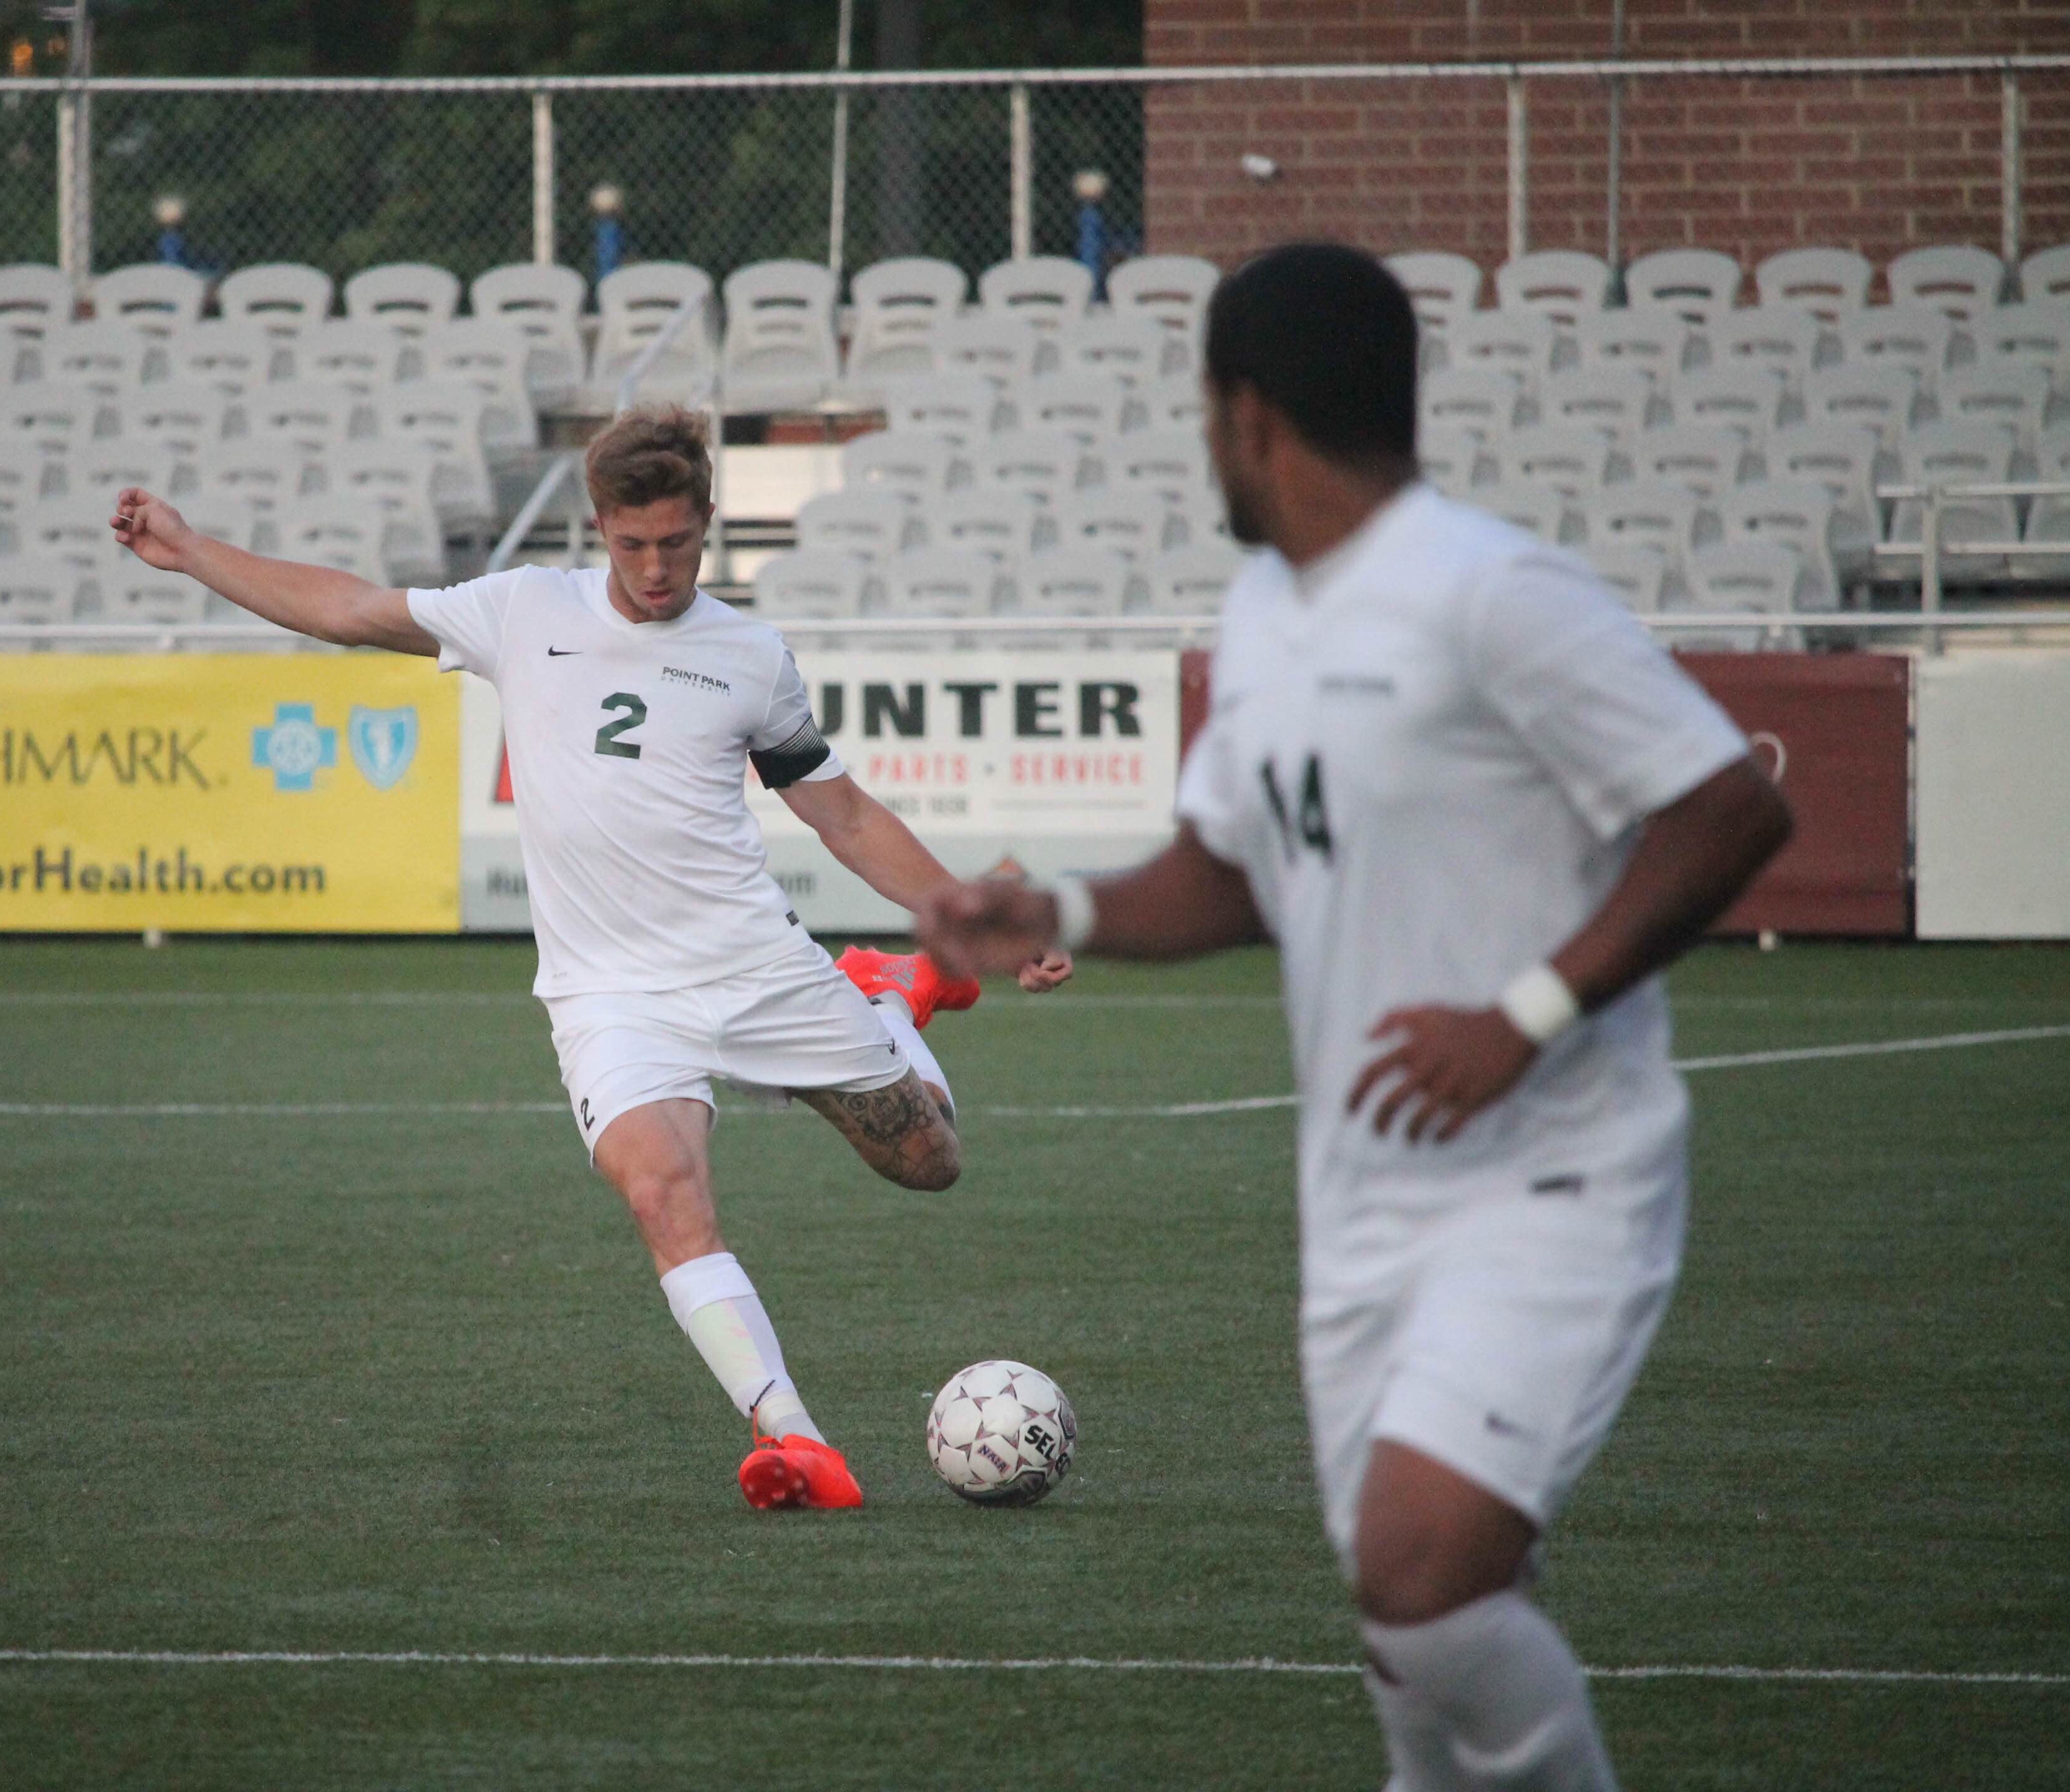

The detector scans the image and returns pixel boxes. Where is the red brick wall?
[1143,1,2070,286]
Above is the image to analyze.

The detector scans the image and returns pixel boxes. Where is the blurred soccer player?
[111,408,1068,1512]
[919,245,1791,1788]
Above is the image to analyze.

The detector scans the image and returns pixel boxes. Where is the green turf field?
[1,936,2066,1789]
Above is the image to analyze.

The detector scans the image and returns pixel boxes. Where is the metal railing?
[5,54,2067,289]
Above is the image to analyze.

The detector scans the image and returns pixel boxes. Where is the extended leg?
[1355,1442,1616,1791]
[795,1068,961,1191]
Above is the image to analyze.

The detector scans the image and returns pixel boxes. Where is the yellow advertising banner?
[0,654,459,932]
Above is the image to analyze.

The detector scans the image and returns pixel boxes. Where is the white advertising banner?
[459,652,1182,933]
[1916,651,2070,939]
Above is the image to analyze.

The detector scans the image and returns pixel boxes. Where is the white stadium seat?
[1708,306,1825,396]
[2018,427,2070,575]
[421,322,543,456]
[1676,539,1807,649]
[1137,376,1204,432]
[1419,366,1526,440]
[322,439,447,585]
[1671,363,1789,443]
[1570,307,1694,388]
[6,381,113,459]
[1105,254,1219,340]
[1889,420,2018,578]
[794,488,921,561]
[1972,301,2070,386]
[1054,313,1187,384]
[372,383,497,527]
[2018,243,2070,305]
[1111,427,1213,506]
[877,547,1009,619]
[1837,305,1955,395]
[67,440,177,502]
[1012,374,1140,442]
[1445,310,1560,398]
[23,491,125,568]
[1495,422,1618,496]
[1715,478,1843,607]
[168,320,283,395]
[245,381,371,455]
[883,372,1004,446]
[1494,250,1612,326]
[721,259,841,415]
[42,319,161,392]
[752,548,873,622]
[0,263,77,381]
[1015,546,1131,619]
[274,500,396,583]
[1584,540,1671,613]
[842,257,969,400]
[1886,244,2005,322]
[929,489,1049,561]
[1384,250,1484,357]
[1142,540,1243,615]
[343,262,462,336]
[1621,248,1743,328]
[197,439,319,516]
[1935,361,2051,458]
[1051,488,1181,561]
[296,318,418,390]
[975,428,1097,507]
[588,262,719,410]
[1538,365,1665,446]
[841,428,963,503]
[1801,362,1923,450]
[978,256,1094,333]
[0,439,59,546]
[99,561,211,629]
[1764,422,1885,574]
[216,262,335,337]
[1472,478,1582,547]
[1584,479,1709,571]
[1754,247,1873,320]
[0,552,91,625]
[92,264,206,335]
[469,264,586,410]
[1416,422,1493,498]
[1639,420,1755,496]
[932,313,1048,386]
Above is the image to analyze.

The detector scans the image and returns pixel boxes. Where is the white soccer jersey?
[1175,484,1747,1281]
[409,566,844,997]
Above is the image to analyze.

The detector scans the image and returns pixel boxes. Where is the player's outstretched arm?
[917,824,1267,978]
[109,487,438,654]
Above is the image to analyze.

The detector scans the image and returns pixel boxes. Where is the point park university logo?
[251,702,417,793]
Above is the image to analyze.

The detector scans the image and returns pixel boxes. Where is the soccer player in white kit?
[109,407,1068,1513]
[919,246,1793,1788]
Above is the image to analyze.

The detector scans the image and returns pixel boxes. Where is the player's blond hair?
[585,405,713,518]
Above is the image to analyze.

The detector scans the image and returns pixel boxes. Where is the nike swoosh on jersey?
[547,647,581,657]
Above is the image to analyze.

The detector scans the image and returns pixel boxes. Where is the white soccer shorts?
[1301,1134,1687,1571]
[544,938,911,1158]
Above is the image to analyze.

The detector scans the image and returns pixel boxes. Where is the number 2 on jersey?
[593,692,647,760]
[1260,753,1334,863]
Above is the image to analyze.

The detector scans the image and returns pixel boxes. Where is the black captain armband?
[749,720,834,789]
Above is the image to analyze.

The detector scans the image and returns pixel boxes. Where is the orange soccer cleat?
[834,946,980,1031]
[737,1434,866,1511]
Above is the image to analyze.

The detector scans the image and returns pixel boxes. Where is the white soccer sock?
[658,1251,824,1444]
[871,996,954,1122]
[1363,1669,1473,1791]
[1362,1593,1618,1791]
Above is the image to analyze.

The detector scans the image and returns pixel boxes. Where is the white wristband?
[1049,875,1097,953]
[1497,964,1582,1046]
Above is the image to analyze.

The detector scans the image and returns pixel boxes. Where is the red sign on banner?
[1177,650,1912,938]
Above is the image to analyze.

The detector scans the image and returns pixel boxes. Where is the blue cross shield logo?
[252,702,337,793]
[349,705,418,791]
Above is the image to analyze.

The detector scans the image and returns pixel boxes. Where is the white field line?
[3,1023,2066,1123]
[0,1648,2061,1687]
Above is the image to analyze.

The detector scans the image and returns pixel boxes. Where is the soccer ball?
[926,1359,1077,1506]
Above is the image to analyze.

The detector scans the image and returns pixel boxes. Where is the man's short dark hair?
[1204,243,1419,467]
[585,404,713,517]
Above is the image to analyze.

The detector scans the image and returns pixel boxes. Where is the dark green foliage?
[0,937,2064,1786]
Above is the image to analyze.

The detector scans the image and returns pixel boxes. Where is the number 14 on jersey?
[1260,753,1334,863]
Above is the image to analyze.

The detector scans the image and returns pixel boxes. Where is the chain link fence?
[1,62,2061,293]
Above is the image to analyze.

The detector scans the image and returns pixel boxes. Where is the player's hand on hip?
[1015,950,1073,994]
[109,488,196,573]
[1346,1005,1538,1144]
[915,882,1060,980]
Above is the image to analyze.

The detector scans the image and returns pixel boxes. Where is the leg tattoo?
[797,1070,961,1191]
